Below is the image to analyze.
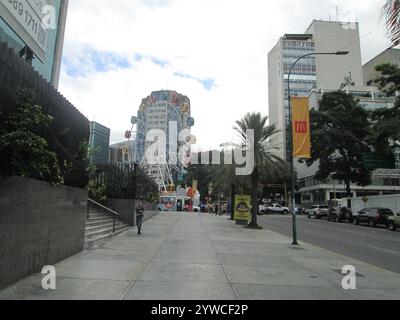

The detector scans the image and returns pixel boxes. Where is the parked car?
[267,203,290,215]
[258,204,267,215]
[295,207,308,215]
[388,213,400,231]
[308,205,329,219]
[353,207,394,227]
[327,207,353,223]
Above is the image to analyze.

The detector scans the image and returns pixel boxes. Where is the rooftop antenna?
[336,6,339,22]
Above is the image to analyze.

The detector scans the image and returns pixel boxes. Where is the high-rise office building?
[109,141,135,165]
[0,0,69,88]
[89,122,111,165]
[268,34,316,160]
[134,90,192,191]
[305,20,363,89]
[268,20,363,160]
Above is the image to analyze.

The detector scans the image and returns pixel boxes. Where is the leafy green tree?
[62,141,94,188]
[0,88,63,184]
[88,181,107,204]
[234,113,290,229]
[211,162,251,219]
[373,63,400,95]
[369,63,400,154]
[306,91,372,205]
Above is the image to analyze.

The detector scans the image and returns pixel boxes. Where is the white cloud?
[59,0,391,149]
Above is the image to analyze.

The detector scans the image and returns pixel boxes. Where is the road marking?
[341,229,380,236]
[360,244,399,255]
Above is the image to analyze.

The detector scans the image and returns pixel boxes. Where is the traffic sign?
[187,117,195,127]
[125,131,132,139]
[362,154,395,170]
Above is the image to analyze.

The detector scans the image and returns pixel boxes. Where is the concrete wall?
[352,194,400,214]
[107,199,158,226]
[363,48,400,85]
[306,21,363,89]
[0,176,87,290]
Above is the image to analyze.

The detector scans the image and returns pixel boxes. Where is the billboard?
[292,97,311,159]
[362,154,396,170]
[0,0,50,61]
[234,195,251,221]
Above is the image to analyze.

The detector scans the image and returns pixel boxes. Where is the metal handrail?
[87,198,119,233]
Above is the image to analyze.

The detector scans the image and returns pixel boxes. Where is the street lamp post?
[287,51,349,246]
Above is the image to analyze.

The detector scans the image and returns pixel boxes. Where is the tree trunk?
[230,184,235,220]
[345,179,352,210]
[249,168,261,229]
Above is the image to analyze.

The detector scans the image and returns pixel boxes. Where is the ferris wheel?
[125,103,194,192]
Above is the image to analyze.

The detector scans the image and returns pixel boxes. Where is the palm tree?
[233,113,290,229]
[211,163,250,219]
[382,0,400,47]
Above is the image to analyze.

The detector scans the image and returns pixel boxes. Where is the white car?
[258,205,267,215]
[308,205,329,219]
[267,204,290,215]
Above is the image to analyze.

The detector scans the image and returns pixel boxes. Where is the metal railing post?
[87,198,120,232]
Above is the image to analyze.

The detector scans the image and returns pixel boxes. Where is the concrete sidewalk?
[1,212,400,300]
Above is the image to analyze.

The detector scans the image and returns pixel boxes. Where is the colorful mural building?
[134,90,194,192]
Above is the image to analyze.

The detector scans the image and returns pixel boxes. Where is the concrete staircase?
[84,208,130,249]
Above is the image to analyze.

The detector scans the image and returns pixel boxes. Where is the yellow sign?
[234,195,251,221]
[292,97,311,159]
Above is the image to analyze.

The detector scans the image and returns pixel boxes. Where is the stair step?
[86,218,115,226]
[85,221,125,233]
[84,226,130,249]
[84,205,130,248]
[88,211,112,217]
[87,216,113,221]
[84,224,129,240]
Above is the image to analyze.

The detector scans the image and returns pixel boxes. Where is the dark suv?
[327,207,353,223]
[353,208,394,227]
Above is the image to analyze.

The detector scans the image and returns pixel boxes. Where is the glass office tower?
[0,0,68,88]
[89,122,111,165]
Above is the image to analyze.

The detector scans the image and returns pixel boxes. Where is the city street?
[1,212,400,300]
[258,215,400,274]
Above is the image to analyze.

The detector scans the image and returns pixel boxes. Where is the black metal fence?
[0,39,90,188]
[91,164,158,200]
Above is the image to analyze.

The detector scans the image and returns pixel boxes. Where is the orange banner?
[292,97,311,159]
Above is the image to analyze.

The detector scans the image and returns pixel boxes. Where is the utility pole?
[287,51,349,246]
[230,184,235,220]
[333,179,337,203]
[284,183,288,206]
[132,163,138,226]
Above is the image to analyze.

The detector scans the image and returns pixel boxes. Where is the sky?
[59,0,392,150]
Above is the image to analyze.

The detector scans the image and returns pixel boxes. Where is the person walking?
[136,200,145,235]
